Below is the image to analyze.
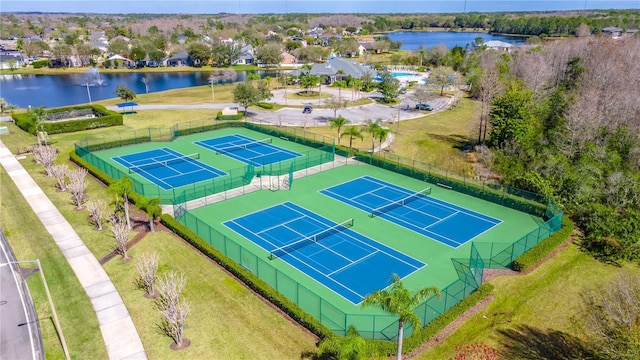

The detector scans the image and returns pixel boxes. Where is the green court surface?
[86,127,332,203]
[184,164,544,337]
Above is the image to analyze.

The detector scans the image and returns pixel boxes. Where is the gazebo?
[116,102,138,114]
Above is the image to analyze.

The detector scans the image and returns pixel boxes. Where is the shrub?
[257,102,274,109]
[32,59,49,68]
[216,112,244,120]
[511,217,574,272]
[12,105,123,135]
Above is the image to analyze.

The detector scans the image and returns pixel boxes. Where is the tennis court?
[112,148,226,190]
[223,201,425,304]
[195,134,302,166]
[320,176,502,248]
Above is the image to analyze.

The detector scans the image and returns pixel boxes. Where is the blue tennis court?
[195,134,301,166]
[223,202,425,304]
[112,148,226,190]
[320,176,502,248]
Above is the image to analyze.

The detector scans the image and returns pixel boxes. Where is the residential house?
[280,52,296,66]
[291,57,376,85]
[220,37,234,45]
[233,45,254,65]
[90,31,108,42]
[602,26,623,38]
[484,40,514,52]
[357,42,376,56]
[0,50,25,69]
[166,51,191,66]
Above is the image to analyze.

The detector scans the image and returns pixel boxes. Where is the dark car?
[415,103,433,111]
[303,105,313,114]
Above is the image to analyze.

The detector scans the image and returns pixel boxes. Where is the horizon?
[3,1,639,15]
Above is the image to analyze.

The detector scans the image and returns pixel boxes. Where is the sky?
[2,0,639,14]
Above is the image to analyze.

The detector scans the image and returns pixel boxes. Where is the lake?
[0,70,277,109]
[385,31,527,50]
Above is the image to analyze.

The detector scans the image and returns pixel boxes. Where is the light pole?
[85,78,92,104]
[1,259,70,360]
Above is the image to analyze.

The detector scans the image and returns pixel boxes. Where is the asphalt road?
[0,228,44,360]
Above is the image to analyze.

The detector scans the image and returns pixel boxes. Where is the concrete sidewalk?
[0,140,147,360]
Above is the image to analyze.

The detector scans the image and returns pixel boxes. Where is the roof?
[116,102,138,108]
[167,51,189,61]
[303,57,376,78]
[484,40,514,48]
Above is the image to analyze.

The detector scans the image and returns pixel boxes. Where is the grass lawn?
[0,167,107,360]
[104,232,318,359]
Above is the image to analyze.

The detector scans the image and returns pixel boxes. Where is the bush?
[12,105,123,135]
[32,59,49,68]
[511,217,574,272]
[216,112,245,121]
[257,102,274,109]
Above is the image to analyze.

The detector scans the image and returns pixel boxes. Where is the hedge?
[511,217,574,272]
[32,59,50,68]
[257,102,274,109]
[12,105,123,135]
[216,111,245,120]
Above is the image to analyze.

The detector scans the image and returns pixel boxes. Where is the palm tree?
[299,72,318,94]
[329,115,350,145]
[363,119,381,153]
[341,126,363,149]
[140,197,162,232]
[318,325,372,360]
[28,106,48,145]
[361,274,440,360]
[375,125,391,155]
[108,176,134,230]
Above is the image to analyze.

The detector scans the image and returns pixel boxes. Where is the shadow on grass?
[424,133,471,150]
[498,325,595,360]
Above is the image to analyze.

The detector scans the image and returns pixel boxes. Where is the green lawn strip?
[103,231,318,359]
[414,243,639,359]
[392,96,480,173]
[0,167,107,359]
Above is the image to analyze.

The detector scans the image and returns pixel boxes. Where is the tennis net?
[269,218,354,260]
[128,153,200,173]
[215,138,272,155]
[370,187,431,217]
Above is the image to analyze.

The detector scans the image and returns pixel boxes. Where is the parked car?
[415,103,433,111]
[303,105,313,114]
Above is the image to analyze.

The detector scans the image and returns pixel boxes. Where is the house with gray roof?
[484,40,514,52]
[290,57,376,85]
[166,51,191,66]
[0,50,25,69]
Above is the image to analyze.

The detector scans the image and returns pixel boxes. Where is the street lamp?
[85,78,92,104]
[0,259,70,360]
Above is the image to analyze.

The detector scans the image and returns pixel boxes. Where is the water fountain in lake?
[84,67,107,87]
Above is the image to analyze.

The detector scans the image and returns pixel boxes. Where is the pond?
[385,31,527,50]
[0,70,278,109]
